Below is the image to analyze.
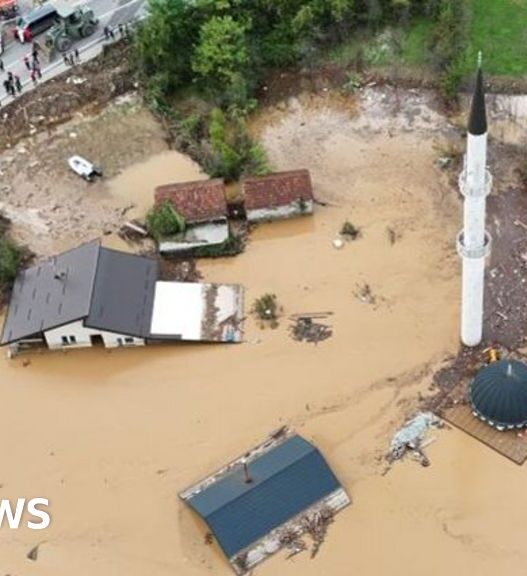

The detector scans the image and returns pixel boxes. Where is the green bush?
[146,202,186,241]
[0,237,24,289]
[204,108,270,182]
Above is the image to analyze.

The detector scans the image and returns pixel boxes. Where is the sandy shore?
[0,88,525,576]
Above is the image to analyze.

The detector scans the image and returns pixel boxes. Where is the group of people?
[62,49,81,67]
[0,42,42,101]
[103,22,133,41]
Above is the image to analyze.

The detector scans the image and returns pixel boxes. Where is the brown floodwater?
[0,89,525,576]
[105,150,206,218]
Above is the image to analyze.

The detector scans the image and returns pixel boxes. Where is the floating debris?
[340,221,361,240]
[27,544,40,561]
[387,412,443,466]
[353,283,376,305]
[252,294,282,329]
[289,314,333,344]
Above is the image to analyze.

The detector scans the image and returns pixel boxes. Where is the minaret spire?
[456,55,492,346]
[468,51,487,136]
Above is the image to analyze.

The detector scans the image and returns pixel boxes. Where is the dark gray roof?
[85,247,158,338]
[1,240,100,344]
[470,360,527,427]
[1,241,158,344]
[185,435,341,558]
[468,67,487,136]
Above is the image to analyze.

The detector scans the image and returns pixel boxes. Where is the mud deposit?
[0,93,204,256]
[0,87,527,576]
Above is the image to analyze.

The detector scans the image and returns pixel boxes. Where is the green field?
[466,0,527,76]
[327,0,527,78]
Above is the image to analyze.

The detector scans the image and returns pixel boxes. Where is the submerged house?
[180,428,350,574]
[243,169,314,222]
[154,179,229,254]
[1,240,243,355]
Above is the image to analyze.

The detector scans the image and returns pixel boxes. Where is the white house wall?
[247,200,314,223]
[44,320,145,350]
[159,222,229,255]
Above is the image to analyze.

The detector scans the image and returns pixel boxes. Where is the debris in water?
[387,412,443,466]
[301,506,335,558]
[27,544,40,561]
[340,221,361,240]
[252,294,282,329]
[289,314,333,343]
[353,283,376,305]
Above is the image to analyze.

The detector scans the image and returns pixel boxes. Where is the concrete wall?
[44,320,145,350]
[247,200,314,223]
[159,222,229,255]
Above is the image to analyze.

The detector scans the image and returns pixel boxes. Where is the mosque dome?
[469,360,527,430]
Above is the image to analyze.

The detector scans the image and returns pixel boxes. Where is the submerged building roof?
[154,179,227,224]
[1,241,158,344]
[243,170,313,211]
[180,433,347,562]
[469,360,527,428]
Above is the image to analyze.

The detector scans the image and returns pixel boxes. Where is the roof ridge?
[86,240,103,315]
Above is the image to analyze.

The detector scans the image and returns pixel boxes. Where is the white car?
[68,155,102,182]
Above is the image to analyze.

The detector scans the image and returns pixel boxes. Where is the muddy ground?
[0,42,136,152]
[0,92,172,256]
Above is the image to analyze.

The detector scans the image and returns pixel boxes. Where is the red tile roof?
[154,179,227,223]
[243,170,313,211]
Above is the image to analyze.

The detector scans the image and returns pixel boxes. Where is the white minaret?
[457,54,492,347]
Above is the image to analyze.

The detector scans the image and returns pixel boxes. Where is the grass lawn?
[325,1,527,79]
[325,19,433,69]
[466,0,527,76]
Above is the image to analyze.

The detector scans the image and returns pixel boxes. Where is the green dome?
[469,360,527,430]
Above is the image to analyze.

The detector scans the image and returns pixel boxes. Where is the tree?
[0,237,24,289]
[135,0,199,96]
[146,202,186,240]
[192,15,251,99]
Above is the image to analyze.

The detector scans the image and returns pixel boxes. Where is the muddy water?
[0,89,525,576]
[105,150,206,218]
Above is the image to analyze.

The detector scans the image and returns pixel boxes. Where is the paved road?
[0,0,146,104]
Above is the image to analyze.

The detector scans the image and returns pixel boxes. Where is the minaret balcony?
[456,229,491,259]
[458,168,492,198]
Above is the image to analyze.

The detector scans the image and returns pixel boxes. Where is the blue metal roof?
[186,436,341,558]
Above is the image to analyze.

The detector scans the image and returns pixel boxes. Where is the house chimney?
[242,461,253,484]
[53,270,67,281]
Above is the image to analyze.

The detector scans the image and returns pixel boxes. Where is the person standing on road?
[63,53,69,66]
[3,78,10,96]
[30,69,37,85]
[74,48,80,62]
[14,75,22,94]
[24,56,31,70]
[0,59,4,73]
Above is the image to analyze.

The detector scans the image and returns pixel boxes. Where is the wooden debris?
[118,219,149,242]
[353,283,376,305]
[301,507,335,558]
[289,314,332,344]
[27,544,40,561]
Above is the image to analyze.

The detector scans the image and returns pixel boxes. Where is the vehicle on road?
[44,0,98,54]
[68,155,103,182]
[14,2,57,43]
